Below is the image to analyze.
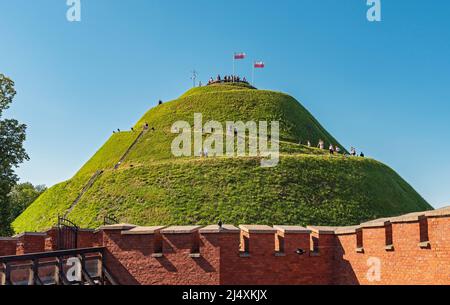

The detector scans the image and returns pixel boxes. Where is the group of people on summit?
[207,74,248,85]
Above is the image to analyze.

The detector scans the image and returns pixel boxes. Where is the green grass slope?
[13,84,432,232]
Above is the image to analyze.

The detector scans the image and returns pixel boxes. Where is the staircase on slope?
[63,170,104,218]
[114,130,145,170]
[63,130,146,218]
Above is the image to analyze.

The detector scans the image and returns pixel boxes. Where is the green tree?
[7,183,46,223]
[0,74,29,236]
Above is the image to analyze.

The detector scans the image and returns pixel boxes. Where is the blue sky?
[0,0,449,208]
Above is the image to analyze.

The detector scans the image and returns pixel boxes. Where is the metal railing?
[0,247,117,285]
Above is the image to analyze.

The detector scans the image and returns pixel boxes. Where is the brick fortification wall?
[1,207,449,285]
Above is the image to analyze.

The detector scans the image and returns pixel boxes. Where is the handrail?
[63,170,104,218]
[0,247,105,263]
[114,130,145,170]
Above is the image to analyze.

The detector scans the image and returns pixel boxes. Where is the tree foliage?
[7,183,46,223]
[0,74,29,235]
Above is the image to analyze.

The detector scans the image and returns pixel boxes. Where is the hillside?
[13,83,432,232]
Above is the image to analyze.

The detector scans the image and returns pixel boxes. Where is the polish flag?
[234,52,246,60]
[254,61,265,68]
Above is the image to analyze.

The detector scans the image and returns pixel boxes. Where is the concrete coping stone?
[389,212,425,223]
[273,225,311,234]
[14,232,48,238]
[307,226,338,235]
[239,225,277,234]
[385,244,394,251]
[98,223,137,231]
[78,229,96,232]
[121,226,167,235]
[419,241,431,249]
[161,226,203,234]
[0,237,18,241]
[425,206,450,218]
[360,218,391,228]
[334,226,361,235]
[199,225,240,234]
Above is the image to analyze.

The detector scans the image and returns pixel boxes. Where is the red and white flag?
[234,52,246,60]
[254,61,265,68]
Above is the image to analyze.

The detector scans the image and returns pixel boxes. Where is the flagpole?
[233,54,235,83]
[252,62,255,86]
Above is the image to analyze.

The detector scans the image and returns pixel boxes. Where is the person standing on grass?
[318,139,324,150]
[329,144,334,155]
[350,147,356,156]
[335,146,341,154]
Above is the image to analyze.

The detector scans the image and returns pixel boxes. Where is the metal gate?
[57,216,78,250]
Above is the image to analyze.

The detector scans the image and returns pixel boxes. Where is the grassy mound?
[13,84,432,232]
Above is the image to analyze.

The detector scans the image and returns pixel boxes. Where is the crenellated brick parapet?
[1,207,449,285]
[330,207,450,285]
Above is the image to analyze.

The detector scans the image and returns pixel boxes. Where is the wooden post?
[78,254,94,285]
[5,263,11,285]
[32,259,43,285]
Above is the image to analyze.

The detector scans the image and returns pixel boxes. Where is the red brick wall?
[219,230,334,285]
[101,216,449,285]
[16,234,46,255]
[334,216,450,285]
[103,230,221,285]
[44,228,58,251]
[77,230,101,248]
[2,213,449,285]
[0,239,18,256]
